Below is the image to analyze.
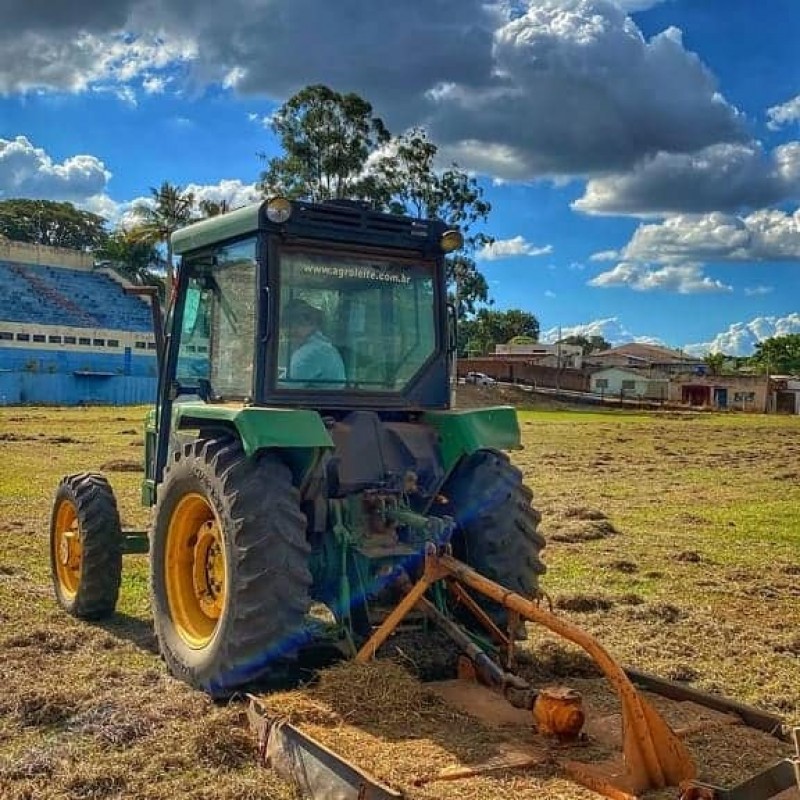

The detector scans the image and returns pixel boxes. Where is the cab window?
[275,249,437,392]
[176,238,257,399]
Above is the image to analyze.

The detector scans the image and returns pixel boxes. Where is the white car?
[465,371,496,386]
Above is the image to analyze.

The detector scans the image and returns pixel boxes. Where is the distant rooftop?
[586,342,702,364]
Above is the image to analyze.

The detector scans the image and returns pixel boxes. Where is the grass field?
[1,404,798,799]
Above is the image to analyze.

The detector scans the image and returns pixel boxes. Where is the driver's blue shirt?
[286,330,346,389]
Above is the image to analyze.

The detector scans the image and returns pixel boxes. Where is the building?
[589,367,669,400]
[772,377,800,414]
[493,342,583,368]
[584,343,704,375]
[0,238,158,405]
[668,374,770,411]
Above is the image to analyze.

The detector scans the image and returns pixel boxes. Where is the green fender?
[423,405,522,474]
[142,404,334,506]
[171,404,334,456]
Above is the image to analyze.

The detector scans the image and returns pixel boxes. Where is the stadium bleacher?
[0,261,152,331]
[0,254,158,405]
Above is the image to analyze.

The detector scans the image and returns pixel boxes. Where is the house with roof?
[0,237,158,405]
[589,366,669,400]
[584,343,705,375]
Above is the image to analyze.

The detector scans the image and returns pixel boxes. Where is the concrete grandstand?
[0,237,158,405]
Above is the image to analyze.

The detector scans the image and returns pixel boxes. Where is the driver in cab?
[281,298,346,389]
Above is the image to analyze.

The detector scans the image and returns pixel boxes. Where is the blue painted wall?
[0,347,157,406]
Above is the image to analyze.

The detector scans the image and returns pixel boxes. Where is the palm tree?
[96,229,166,300]
[128,182,196,286]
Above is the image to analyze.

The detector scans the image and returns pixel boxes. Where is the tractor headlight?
[266,196,293,224]
[440,229,464,253]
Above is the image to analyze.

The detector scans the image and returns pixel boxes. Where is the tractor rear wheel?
[50,472,123,620]
[444,450,546,635]
[150,438,312,698]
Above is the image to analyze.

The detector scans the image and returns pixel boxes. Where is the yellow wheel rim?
[165,493,227,649]
[54,499,82,599]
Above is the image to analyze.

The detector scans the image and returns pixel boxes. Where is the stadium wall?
[0,242,159,405]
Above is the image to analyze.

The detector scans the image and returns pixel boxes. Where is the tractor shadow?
[90,613,160,655]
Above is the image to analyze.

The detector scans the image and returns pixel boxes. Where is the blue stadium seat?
[0,261,152,331]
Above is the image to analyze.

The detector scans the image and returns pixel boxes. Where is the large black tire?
[50,472,123,620]
[150,438,312,698]
[442,450,546,633]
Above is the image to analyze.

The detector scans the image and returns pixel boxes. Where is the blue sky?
[1,0,798,354]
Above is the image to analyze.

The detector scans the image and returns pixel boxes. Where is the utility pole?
[555,325,562,392]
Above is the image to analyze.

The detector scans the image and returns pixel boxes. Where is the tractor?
[49,198,797,800]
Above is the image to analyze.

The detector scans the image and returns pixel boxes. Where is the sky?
[1,0,799,355]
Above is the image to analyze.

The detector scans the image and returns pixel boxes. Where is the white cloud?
[428,1,745,179]
[743,285,774,296]
[0,31,197,100]
[685,314,800,356]
[477,235,552,261]
[185,179,261,211]
[0,136,111,201]
[541,316,665,345]
[573,142,800,216]
[544,289,557,298]
[587,208,800,294]
[589,249,620,262]
[620,209,800,264]
[142,75,167,94]
[1,1,747,187]
[767,94,800,131]
[589,262,732,293]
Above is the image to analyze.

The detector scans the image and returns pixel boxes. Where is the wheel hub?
[59,530,79,568]
[193,520,225,619]
[165,493,227,649]
[54,500,82,598]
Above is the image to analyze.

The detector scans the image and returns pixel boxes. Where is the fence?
[459,358,590,393]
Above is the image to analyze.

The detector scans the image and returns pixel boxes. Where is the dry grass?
[1,404,798,799]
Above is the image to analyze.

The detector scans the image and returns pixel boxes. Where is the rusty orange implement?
[356,547,698,798]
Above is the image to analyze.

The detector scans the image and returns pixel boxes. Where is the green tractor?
[50,197,545,698]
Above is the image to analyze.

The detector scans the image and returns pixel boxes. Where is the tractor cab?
[166,197,456,411]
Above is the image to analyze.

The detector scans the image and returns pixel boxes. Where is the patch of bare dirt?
[627,602,687,624]
[100,460,142,473]
[674,550,708,563]
[606,559,638,574]
[555,594,615,613]
[4,628,82,653]
[549,518,618,543]
[5,690,80,728]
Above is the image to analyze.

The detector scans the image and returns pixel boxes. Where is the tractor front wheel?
[50,473,123,619]
[150,439,312,698]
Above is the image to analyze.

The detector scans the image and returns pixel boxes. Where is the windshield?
[275,249,437,392]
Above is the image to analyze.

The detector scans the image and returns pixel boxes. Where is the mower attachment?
[247,546,795,800]
[352,547,794,800]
